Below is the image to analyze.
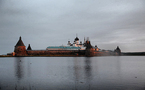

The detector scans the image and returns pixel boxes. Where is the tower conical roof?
[27,44,32,50]
[15,36,25,47]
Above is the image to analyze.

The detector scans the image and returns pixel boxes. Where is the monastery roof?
[15,36,25,47]
[47,46,81,49]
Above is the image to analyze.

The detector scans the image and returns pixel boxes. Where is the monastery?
[8,36,121,56]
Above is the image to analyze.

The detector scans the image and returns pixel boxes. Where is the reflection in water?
[27,58,31,77]
[1,57,145,89]
[73,57,80,89]
[15,57,24,80]
[74,58,79,80]
[84,57,92,79]
[72,57,92,90]
[84,57,92,90]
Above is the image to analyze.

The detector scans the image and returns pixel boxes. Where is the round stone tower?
[14,36,27,56]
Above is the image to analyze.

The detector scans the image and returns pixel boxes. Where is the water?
[0,56,145,90]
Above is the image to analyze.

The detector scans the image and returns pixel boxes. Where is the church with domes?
[67,36,87,50]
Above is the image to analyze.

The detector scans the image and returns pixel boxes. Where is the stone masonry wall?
[14,46,27,56]
[27,50,85,56]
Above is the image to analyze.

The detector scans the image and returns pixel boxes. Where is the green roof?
[47,46,81,49]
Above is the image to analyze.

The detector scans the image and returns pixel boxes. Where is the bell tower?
[14,36,27,56]
[85,39,94,56]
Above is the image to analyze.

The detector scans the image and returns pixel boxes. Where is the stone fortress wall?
[27,50,85,56]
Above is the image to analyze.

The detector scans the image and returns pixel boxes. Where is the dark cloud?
[0,0,145,54]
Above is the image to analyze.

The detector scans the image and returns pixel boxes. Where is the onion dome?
[15,36,25,47]
[75,37,79,41]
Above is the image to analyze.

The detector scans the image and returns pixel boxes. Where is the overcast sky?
[0,0,145,54]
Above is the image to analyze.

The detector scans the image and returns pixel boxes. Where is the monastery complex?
[7,36,121,57]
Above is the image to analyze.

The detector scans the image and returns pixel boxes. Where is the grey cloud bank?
[0,0,145,54]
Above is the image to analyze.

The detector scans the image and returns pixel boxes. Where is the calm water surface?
[0,56,145,90]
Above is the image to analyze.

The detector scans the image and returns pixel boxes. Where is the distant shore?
[1,52,145,57]
[0,54,86,57]
[122,52,145,56]
[0,55,14,57]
